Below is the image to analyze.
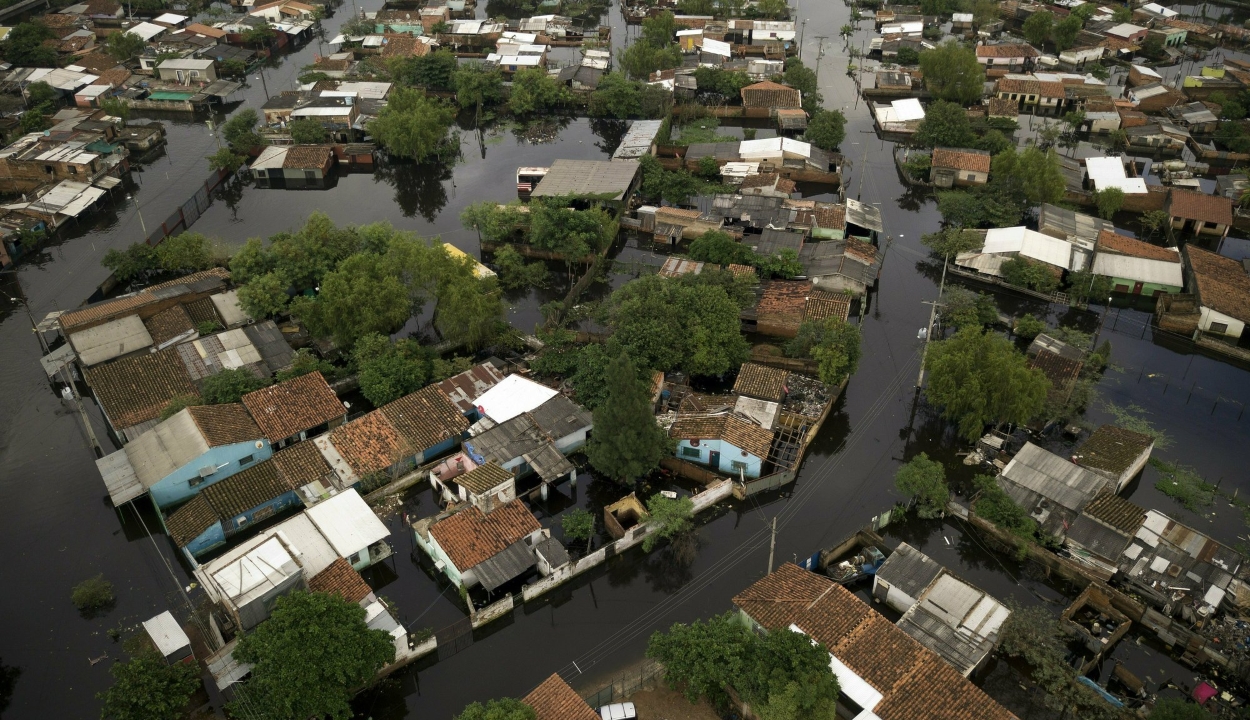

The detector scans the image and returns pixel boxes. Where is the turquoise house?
[668,414,774,479]
[164,442,334,558]
[98,404,272,509]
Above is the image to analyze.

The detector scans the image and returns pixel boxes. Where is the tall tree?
[918,41,984,104]
[105,31,146,62]
[913,100,977,148]
[804,110,847,151]
[1052,14,1083,51]
[990,146,1066,205]
[231,591,395,720]
[894,452,948,518]
[367,87,455,160]
[292,252,411,348]
[923,327,1049,441]
[1022,11,1054,46]
[508,67,572,115]
[586,352,669,484]
[98,650,201,720]
[453,698,537,720]
[353,333,431,406]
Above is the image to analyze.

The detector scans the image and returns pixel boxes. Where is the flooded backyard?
[0,0,1248,716]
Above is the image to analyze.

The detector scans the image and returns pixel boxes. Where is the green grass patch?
[1102,401,1172,450]
[1150,458,1214,511]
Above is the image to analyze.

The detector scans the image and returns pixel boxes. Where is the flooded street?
[0,0,1248,716]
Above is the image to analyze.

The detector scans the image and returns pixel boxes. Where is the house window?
[1114,284,1129,293]
[966,173,975,181]
[1210,322,1229,334]
[304,170,316,180]
[731,460,748,472]
[238,454,254,466]
[681,446,701,459]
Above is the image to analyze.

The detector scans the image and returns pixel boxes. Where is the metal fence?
[579,659,665,709]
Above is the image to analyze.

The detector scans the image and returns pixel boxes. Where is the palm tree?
[840,24,854,42]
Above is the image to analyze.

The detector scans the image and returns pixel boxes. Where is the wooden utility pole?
[767,516,777,574]
[916,255,948,389]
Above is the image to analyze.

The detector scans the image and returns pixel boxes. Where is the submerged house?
[417,499,543,592]
[241,371,346,449]
[465,393,589,488]
[669,413,774,478]
[996,442,1114,537]
[734,564,1014,718]
[872,543,1011,677]
[97,404,270,509]
[165,441,338,558]
[1092,230,1183,296]
[1064,491,1146,581]
[930,147,991,188]
[1183,246,1250,341]
[955,226,1093,281]
[1166,188,1233,240]
[1072,425,1154,494]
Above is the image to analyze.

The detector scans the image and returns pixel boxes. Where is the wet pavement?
[1,0,1249,717]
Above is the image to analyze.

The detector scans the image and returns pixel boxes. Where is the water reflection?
[590,118,629,156]
[373,159,454,222]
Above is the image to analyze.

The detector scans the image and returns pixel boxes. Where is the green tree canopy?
[809,318,861,386]
[1149,699,1216,720]
[2,22,57,66]
[1094,187,1124,219]
[918,41,985,104]
[990,146,1066,206]
[588,72,642,118]
[647,612,839,718]
[453,698,537,720]
[1052,14,1083,51]
[687,230,756,265]
[389,51,458,90]
[914,100,977,148]
[222,108,265,153]
[508,66,572,115]
[693,67,751,100]
[894,452,948,518]
[293,252,412,348]
[200,368,272,404]
[353,333,433,406]
[940,287,998,330]
[207,147,246,173]
[921,228,983,258]
[924,327,1049,441]
[782,58,823,113]
[601,273,749,376]
[642,494,694,551]
[1022,11,1054,46]
[529,197,617,262]
[98,650,201,720]
[232,591,395,720]
[288,118,328,144]
[453,63,505,109]
[561,507,595,545]
[1001,256,1059,293]
[155,232,214,273]
[804,109,847,151]
[105,31,147,62]
[586,351,669,484]
[367,87,455,159]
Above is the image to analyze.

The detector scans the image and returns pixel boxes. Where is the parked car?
[599,702,637,720]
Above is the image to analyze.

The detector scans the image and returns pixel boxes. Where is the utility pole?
[767,516,777,574]
[916,255,948,389]
[813,36,827,83]
[798,18,808,61]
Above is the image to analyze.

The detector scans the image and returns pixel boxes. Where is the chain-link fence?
[580,659,665,710]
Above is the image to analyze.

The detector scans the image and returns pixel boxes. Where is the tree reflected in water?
[374,159,453,222]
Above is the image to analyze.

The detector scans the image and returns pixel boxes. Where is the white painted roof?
[126,21,167,41]
[69,314,153,366]
[1085,156,1148,194]
[305,489,390,557]
[1106,22,1145,38]
[158,58,215,70]
[983,226,1076,269]
[211,289,253,327]
[891,98,925,122]
[250,144,287,170]
[1131,63,1162,78]
[703,38,731,57]
[1092,253,1183,286]
[473,374,559,423]
[142,611,191,657]
[676,29,702,36]
[153,12,188,24]
[1141,2,1178,16]
[951,12,973,21]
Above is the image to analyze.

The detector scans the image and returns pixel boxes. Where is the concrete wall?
[1199,306,1245,339]
[150,440,273,508]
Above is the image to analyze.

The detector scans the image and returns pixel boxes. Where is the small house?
[1092,229,1183,296]
[155,58,217,84]
[1124,123,1188,154]
[996,442,1115,537]
[523,674,601,720]
[249,145,337,188]
[1073,425,1154,492]
[96,404,271,509]
[800,237,882,295]
[955,225,1092,280]
[1127,83,1185,113]
[1104,23,1148,43]
[1182,246,1250,340]
[1027,333,1084,411]
[434,461,515,514]
[1064,492,1145,581]
[1116,509,1242,617]
[142,611,194,665]
[305,489,393,570]
[241,370,345,448]
[418,499,543,591]
[669,413,773,478]
[872,543,1011,677]
[975,43,1038,70]
[1167,188,1233,240]
[930,147,990,188]
[437,361,508,419]
[465,394,589,487]
[732,362,787,403]
[740,80,802,115]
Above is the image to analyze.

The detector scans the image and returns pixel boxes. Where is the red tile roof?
[327,410,405,477]
[931,147,991,173]
[84,346,199,430]
[309,557,374,603]
[669,414,774,459]
[58,268,230,332]
[740,80,802,109]
[732,362,787,401]
[523,674,600,720]
[282,145,334,170]
[379,384,470,452]
[186,404,263,446]
[242,371,344,443]
[1186,246,1250,323]
[1167,188,1233,226]
[975,43,1038,58]
[428,500,541,571]
[1096,230,1180,263]
[733,564,1014,720]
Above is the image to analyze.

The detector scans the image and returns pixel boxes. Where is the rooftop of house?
[804,291,852,324]
[999,442,1111,530]
[325,410,406,478]
[428,499,541,571]
[379,384,470,451]
[269,438,336,488]
[522,674,600,720]
[732,362,788,402]
[282,145,334,169]
[996,76,1066,98]
[740,80,802,109]
[436,361,508,413]
[165,456,296,547]
[931,147,991,173]
[1081,491,1146,534]
[1167,188,1233,226]
[975,43,1038,58]
[242,371,344,443]
[1074,425,1154,475]
[308,557,374,604]
[1096,230,1180,263]
[456,462,514,495]
[57,267,230,332]
[1184,246,1250,323]
[530,159,639,201]
[733,564,1013,720]
[83,345,200,431]
[669,413,774,459]
[756,280,812,323]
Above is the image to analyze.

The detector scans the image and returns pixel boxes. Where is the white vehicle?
[598,702,637,720]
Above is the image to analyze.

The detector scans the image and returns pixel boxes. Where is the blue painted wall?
[674,439,763,478]
[183,488,302,558]
[148,440,273,509]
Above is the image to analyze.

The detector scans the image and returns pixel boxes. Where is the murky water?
[0,0,1248,717]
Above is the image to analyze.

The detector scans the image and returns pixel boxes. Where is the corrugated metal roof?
[530,159,639,200]
[1067,513,1134,560]
[1092,253,1183,287]
[475,539,537,591]
[69,315,154,367]
[612,119,664,160]
[876,543,943,605]
[999,442,1109,513]
[522,443,574,482]
[98,449,144,506]
[142,611,191,658]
